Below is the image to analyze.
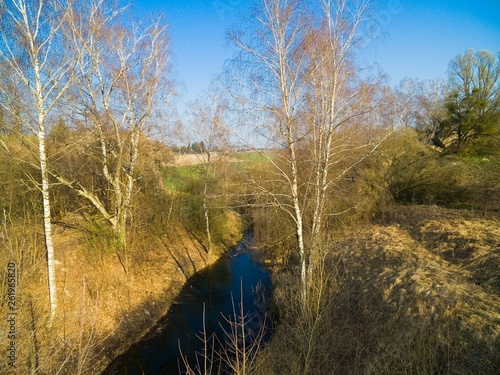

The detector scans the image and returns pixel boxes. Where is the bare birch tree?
[226,0,394,305]
[0,0,76,329]
[226,0,312,306]
[187,90,229,255]
[304,0,382,261]
[50,0,174,272]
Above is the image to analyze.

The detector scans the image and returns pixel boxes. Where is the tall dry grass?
[251,207,500,375]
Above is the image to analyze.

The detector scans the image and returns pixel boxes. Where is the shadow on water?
[103,232,272,375]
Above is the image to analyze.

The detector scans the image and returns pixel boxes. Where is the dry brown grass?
[170,153,243,167]
[255,205,500,375]
[380,205,500,295]
[4,205,500,374]
[0,219,240,374]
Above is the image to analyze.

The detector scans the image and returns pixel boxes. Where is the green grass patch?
[231,150,275,174]
[232,150,273,163]
[162,165,203,192]
[231,151,267,162]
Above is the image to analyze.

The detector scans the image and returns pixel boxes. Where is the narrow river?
[103,232,271,375]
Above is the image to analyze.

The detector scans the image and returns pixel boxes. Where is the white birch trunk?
[203,152,213,255]
[227,0,380,310]
[34,51,58,329]
[39,126,58,330]
[61,8,172,273]
[290,153,307,305]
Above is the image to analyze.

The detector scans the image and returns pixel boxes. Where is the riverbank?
[104,232,271,374]
[93,224,222,372]
[250,205,500,374]
[0,216,245,375]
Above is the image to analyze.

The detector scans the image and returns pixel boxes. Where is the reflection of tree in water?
[200,253,232,337]
[103,235,271,375]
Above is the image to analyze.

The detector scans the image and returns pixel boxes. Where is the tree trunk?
[34,46,58,328]
[203,193,213,255]
[288,142,307,306]
[118,219,128,274]
[203,154,213,255]
[39,125,57,330]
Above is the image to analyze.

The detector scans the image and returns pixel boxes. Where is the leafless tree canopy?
[224,0,400,305]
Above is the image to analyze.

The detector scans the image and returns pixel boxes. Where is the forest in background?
[0,0,500,373]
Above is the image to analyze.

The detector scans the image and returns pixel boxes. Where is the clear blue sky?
[133,0,500,100]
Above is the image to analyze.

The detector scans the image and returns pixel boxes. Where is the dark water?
[103,233,271,375]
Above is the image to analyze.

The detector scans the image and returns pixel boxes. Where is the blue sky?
[366,0,500,85]
[133,0,500,101]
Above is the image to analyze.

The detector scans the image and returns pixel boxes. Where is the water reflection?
[104,234,271,375]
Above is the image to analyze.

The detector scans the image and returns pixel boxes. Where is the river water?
[103,233,271,375]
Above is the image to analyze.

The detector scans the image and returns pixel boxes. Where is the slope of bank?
[0,216,244,375]
[256,205,500,375]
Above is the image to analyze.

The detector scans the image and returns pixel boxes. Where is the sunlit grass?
[231,151,276,175]
[232,150,267,162]
[162,165,203,192]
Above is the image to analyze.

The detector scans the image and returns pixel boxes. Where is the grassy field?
[162,151,271,192]
[162,164,203,192]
